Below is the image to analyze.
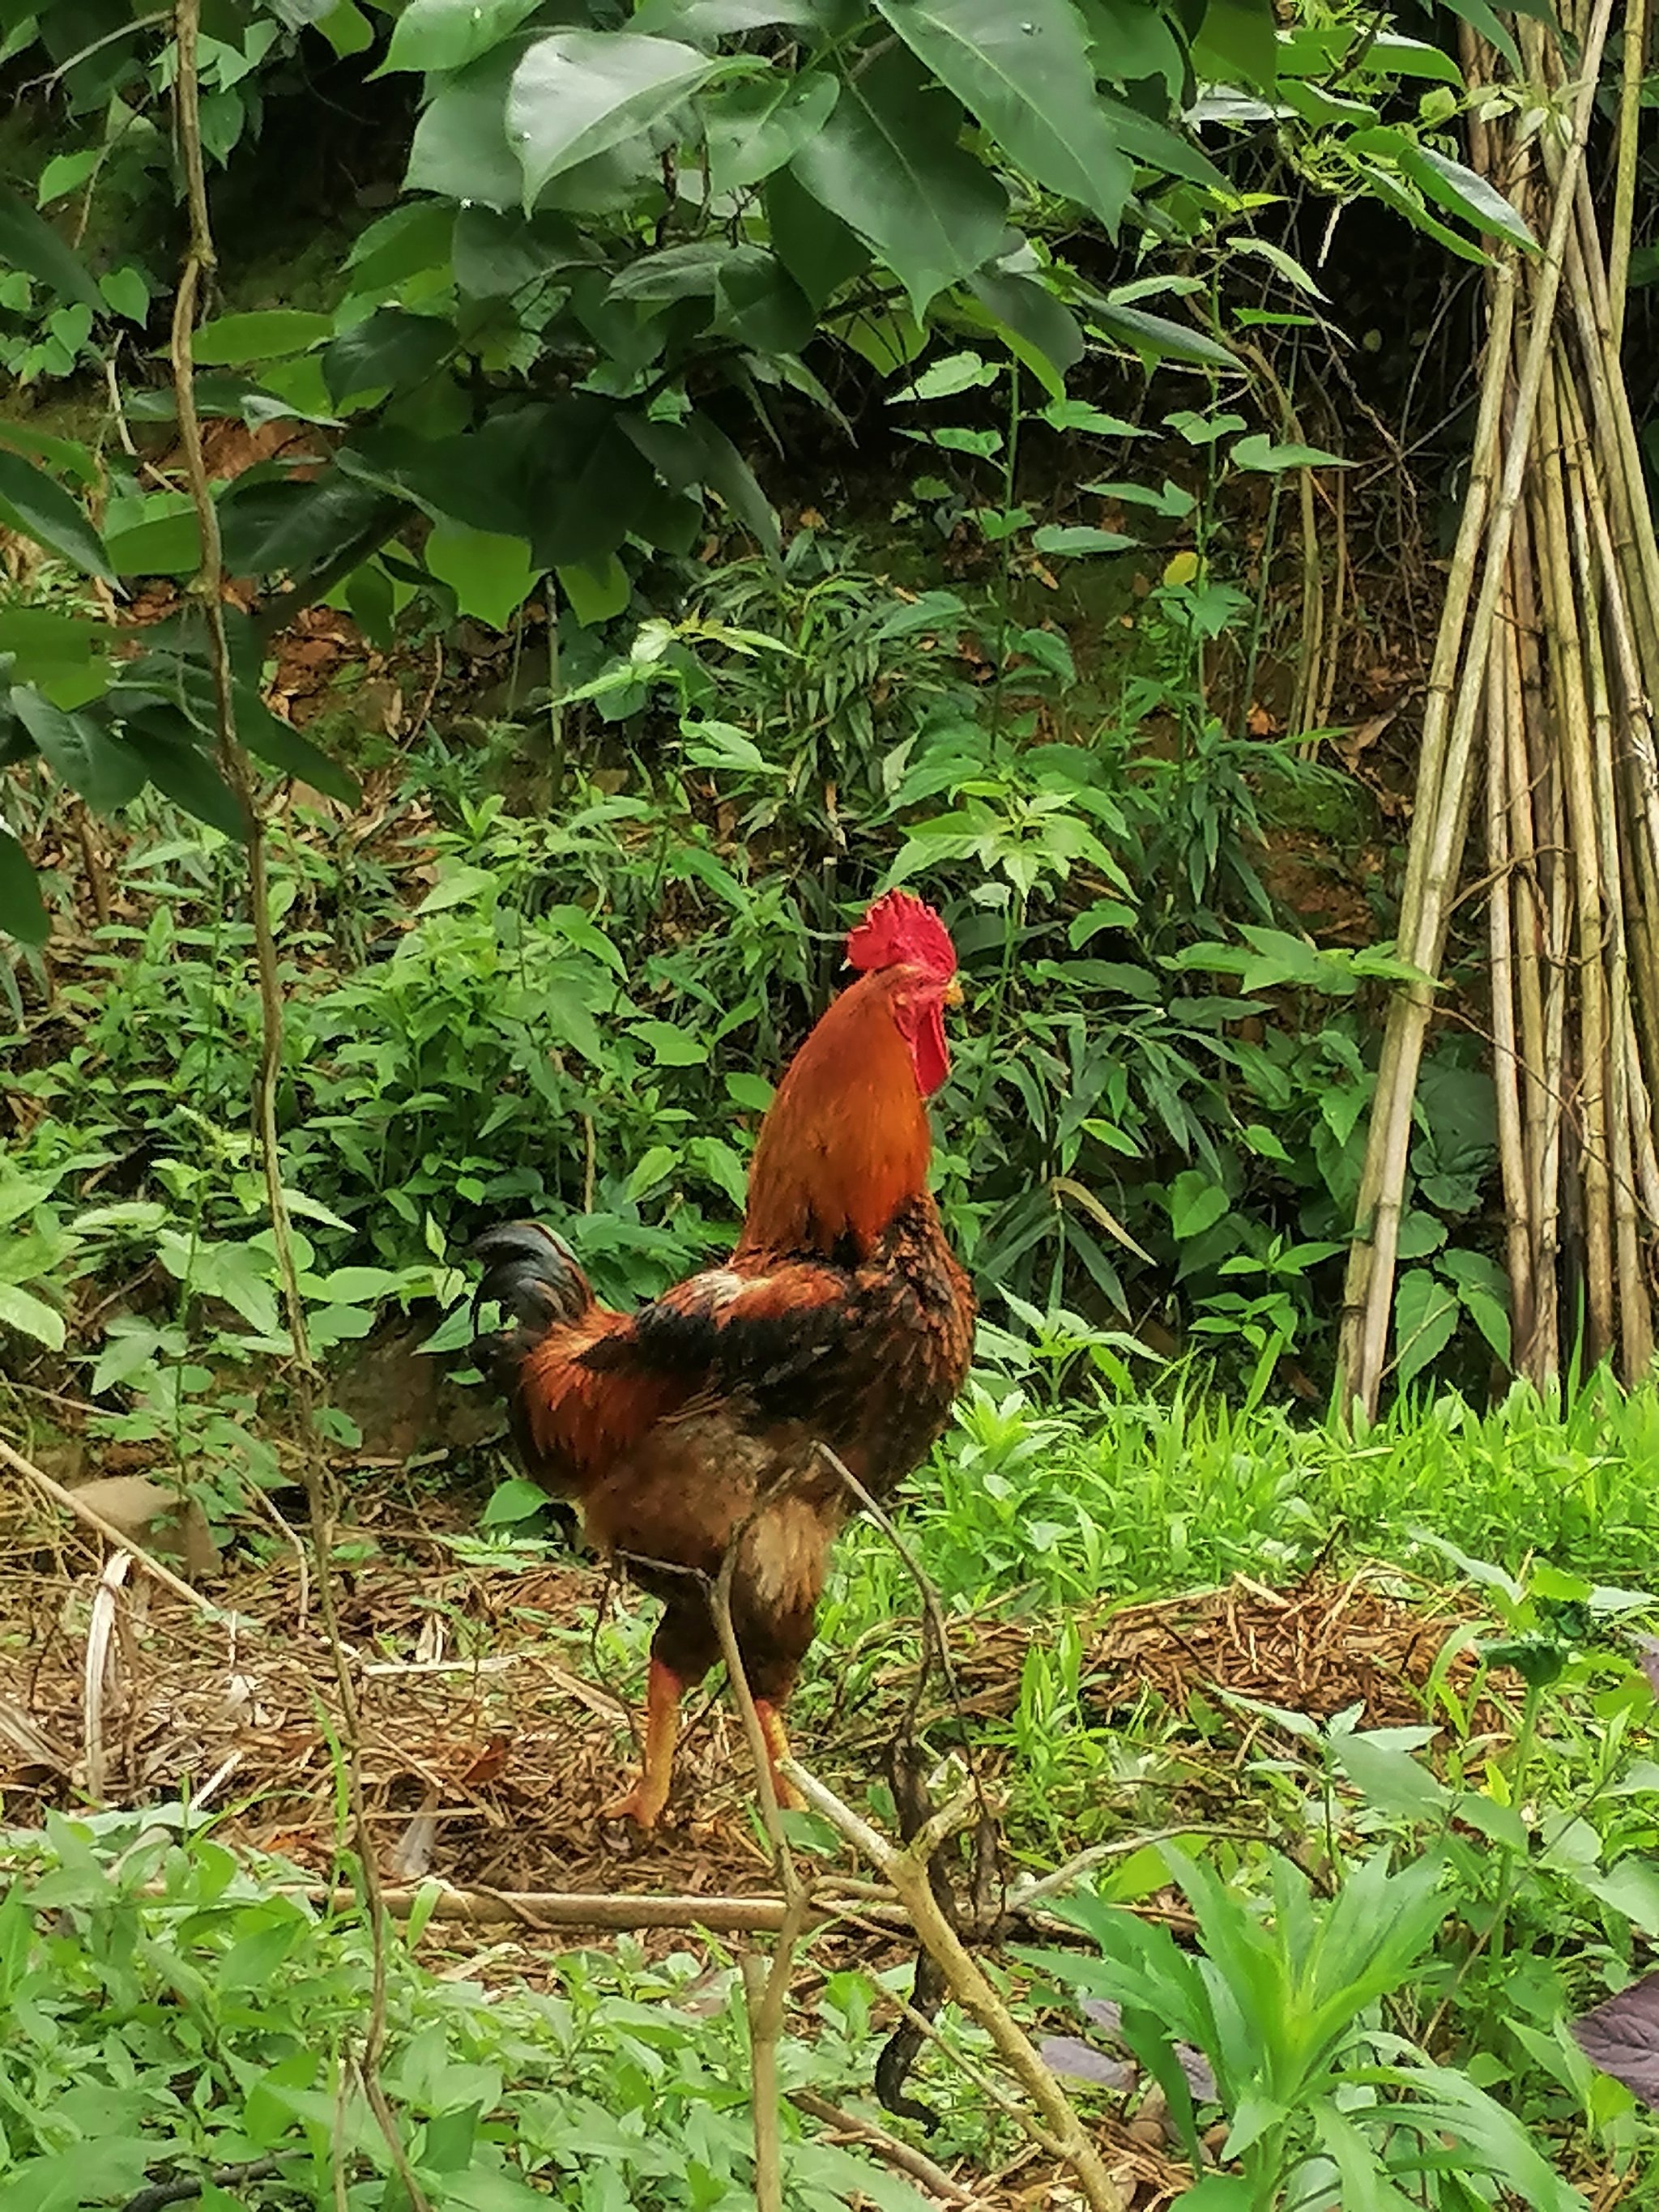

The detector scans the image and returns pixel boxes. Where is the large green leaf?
[0,186,103,312]
[1393,1267,1460,1391]
[967,267,1084,390]
[525,403,655,568]
[322,309,453,407]
[452,205,578,296]
[0,828,48,947]
[1403,143,1533,250]
[1192,0,1277,87]
[704,69,839,195]
[122,711,248,842]
[12,690,144,813]
[788,45,1007,316]
[189,309,334,366]
[631,0,820,33]
[506,31,714,203]
[237,695,361,803]
[407,40,532,208]
[875,0,1134,232]
[339,411,549,538]
[0,608,111,706]
[1077,0,1186,96]
[764,166,870,309]
[688,416,779,565]
[0,451,113,582]
[103,496,202,579]
[218,473,397,580]
[424,521,542,629]
[1092,299,1235,369]
[379,0,541,75]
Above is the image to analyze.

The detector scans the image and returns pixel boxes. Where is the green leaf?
[0,451,113,582]
[874,0,1134,232]
[1077,0,1187,96]
[966,268,1085,390]
[507,31,714,203]
[1401,144,1534,251]
[0,186,103,312]
[790,45,1007,317]
[688,416,779,564]
[1439,1247,1512,1363]
[13,691,143,812]
[425,521,541,629]
[189,309,334,367]
[1167,1170,1229,1242]
[380,0,539,74]
[1334,1733,1452,1818]
[0,1282,65,1350]
[556,553,629,626]
[482,1477,553,1525]
[100,266,150,322]
[705,69,839,196]
[1193,0,1277,88]
[1043,399,1145,437]
[1032,524,1137,555]
[1093,301,1235,369]
[765,166,870,310]
[0,829,48,947]
[407,40,531,209]
[324,309,452,407]
[1230,432,1347,471]
[1393,1267,1459,1390]
[103,497,203,579]
[219,473,396,581]
[632,0,819,32]
[1353,32,1467,84]
[631,1019,708,1067]
[237,693,361,804]
[123,711,248,842]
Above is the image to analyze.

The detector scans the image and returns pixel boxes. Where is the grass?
[829,1369,1659,1638]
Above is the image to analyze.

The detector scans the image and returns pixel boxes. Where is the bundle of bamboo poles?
[1337,0,1659,1415]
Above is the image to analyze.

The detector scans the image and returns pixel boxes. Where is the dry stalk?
[783,1759,1128,2212]
[787,2089,973,2204]
[0,1438,223,1619]
[710,1517,813,2210]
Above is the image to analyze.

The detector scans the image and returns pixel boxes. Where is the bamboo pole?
[1339,0,1619,1413]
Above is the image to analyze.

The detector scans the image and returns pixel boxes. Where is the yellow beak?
[943,976,964,1008]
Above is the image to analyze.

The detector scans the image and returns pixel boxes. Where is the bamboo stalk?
[1337,265,1518,1406]
[1486,592,1536,1370]
[1610,0,1647,347]
[1341,0,1615,1413]
[1547,362,1615,1364]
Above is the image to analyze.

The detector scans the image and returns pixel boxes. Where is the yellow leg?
[600,1657,681,1830]
[753,1698,805,1813]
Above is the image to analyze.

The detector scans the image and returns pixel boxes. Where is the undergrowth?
[7,1379,1659,2208]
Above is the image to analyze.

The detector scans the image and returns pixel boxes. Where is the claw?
[599,1779,666,1831]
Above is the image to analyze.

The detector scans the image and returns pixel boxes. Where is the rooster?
[472,889,975,1827]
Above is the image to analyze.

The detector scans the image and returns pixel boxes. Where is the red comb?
[846,889,957,978]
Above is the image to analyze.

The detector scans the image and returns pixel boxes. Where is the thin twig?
[783,1759,1128,2212]
[787,2090,975,2203]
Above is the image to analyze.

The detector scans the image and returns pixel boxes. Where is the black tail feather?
[471,1223,595,1376]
